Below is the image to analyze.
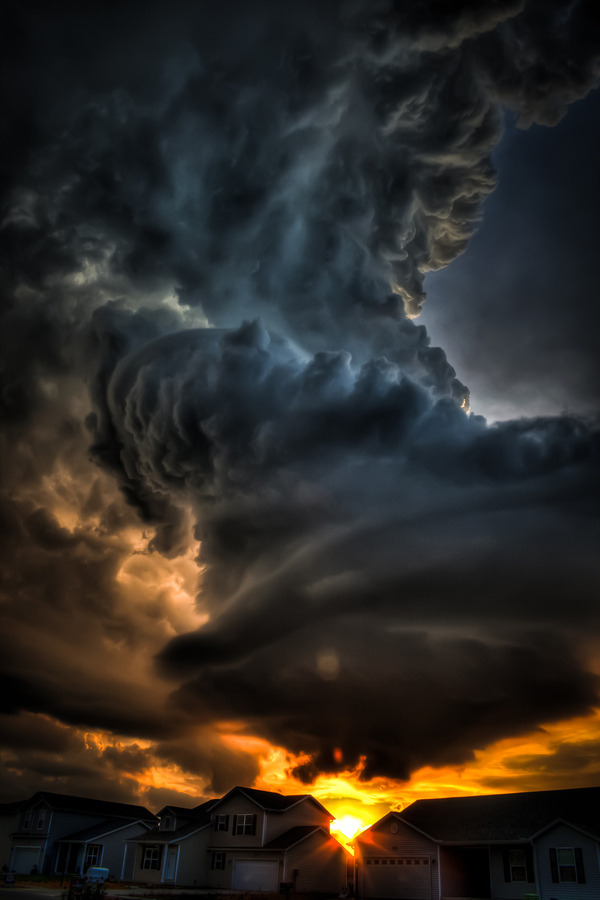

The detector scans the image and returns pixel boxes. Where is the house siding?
[208,796,266,848]
[132,842,165,883]
[19,808,104,874]
[0,810,21,871]
[264,800,330,843]
[488,845,536,900]
[535,823,600,900]
[93,823,151,881]
[356,817,439,900]
[285,832,350,894]
[169,830,212,886]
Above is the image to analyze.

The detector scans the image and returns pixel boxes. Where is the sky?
[1,0,599,837]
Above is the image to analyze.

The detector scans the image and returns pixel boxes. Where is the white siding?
[285,831,350,894]
[264,799,330,843]
[98,823,150,880]
[170,829,212,886]
[488,845,536,900]
[208,796,266,848]
[535,823,600,900]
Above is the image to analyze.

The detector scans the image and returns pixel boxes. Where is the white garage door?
[232,859,279,892]
[12,846,42,874]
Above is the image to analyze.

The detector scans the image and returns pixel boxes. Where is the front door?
[164,846,178,881]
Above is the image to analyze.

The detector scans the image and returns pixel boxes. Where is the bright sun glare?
[331,814,368,840]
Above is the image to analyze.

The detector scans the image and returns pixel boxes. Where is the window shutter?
[233,815,238,834]
[251,814,257,836]
[574,848,586,884]
[549,848,559,883]
[525,846,534,883]
[213,816,218,831]
[502,851,511,882]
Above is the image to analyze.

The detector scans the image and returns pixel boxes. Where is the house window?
[23,811,32,830]
[215,814,229,832]
[503,846,533,883]
[141,846,162,870]
[233,814,256,835]
[211,852,225,870]
[162,816,172,830]
[550,847,585,884]
[36,810,46,830]
[85,846,101,868]
[508,850,527,882]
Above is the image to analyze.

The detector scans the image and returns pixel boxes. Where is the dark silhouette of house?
[354,785,600,900]
[2,791,156,877]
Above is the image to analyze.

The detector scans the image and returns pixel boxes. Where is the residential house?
[6,791,157,877]
[128,799,218,886]
[354,785,600,900]
[0,800,24,873]
[205,786,352,893]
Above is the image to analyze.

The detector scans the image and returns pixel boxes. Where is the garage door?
[363,858,432,900]
[232,859,279,892]
[12,847,42,874]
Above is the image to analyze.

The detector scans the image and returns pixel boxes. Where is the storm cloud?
[1,0,599,801]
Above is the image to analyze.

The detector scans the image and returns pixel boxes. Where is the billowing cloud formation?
[1,0,599,799]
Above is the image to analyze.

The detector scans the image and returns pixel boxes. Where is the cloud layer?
[1,0,599,800]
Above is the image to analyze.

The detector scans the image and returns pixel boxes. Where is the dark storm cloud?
[94,317,598,778]
[1,0,599,792]
[172,626,599,782]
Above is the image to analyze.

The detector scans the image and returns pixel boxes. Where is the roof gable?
[212,786,331,816]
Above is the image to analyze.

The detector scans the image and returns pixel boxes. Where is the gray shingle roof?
[58,819,150,843]
[25,791,156,823]
[397,786,600,842]
[157,800,218,819]
[131,821,211,844]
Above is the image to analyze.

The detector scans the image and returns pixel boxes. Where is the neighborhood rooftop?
[19,791,156,821]
[397,785,600,842]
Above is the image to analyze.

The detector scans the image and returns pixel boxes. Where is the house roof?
[157,799,219,819]
[215,786,332,816]
[0,801,24,815]
[132,801,218,844]
[22,791,156,823]
[58,819,151,843]
[131,820,211,844]
[396,786,600,843]
[262,825,328,850]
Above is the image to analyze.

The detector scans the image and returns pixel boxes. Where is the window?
[85,846,101,868]
[36,810,46,830]
[23,811,32,830]
[142,846,162,870]
[550,847,586,884]
[233,814,256,835]
[162,816,172,830]
[211,852,225,871]
[503,846,533,883]
[509,850,527,882]
[214,814,229,832]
